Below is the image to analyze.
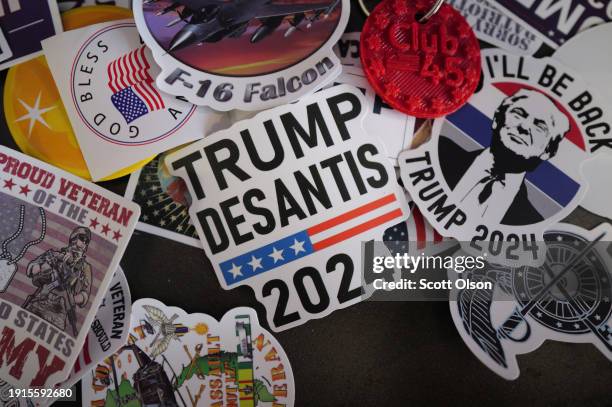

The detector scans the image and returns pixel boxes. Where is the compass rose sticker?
[448,222,612,380]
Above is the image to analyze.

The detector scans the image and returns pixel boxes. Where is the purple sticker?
[491,0,610,48]
[0,0,62,69]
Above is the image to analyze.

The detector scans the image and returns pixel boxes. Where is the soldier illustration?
[23,227,93,336]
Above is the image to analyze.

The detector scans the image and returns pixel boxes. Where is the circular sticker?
[398,49,612,264]
[81,299,296,407]
[133,0,350,111]
[448,222,612,380]
[360,0,481,118]
[3,6,153,181]
[69,23,197,146]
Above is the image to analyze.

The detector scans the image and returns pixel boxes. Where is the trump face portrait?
[491,89,570,170]
[440,88,571,226]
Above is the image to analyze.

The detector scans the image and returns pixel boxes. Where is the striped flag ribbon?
[383,202,446,256]
[220,193,405,285]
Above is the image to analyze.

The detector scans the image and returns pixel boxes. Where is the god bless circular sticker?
[133,0,350,111]
[399,49,612,264]
[70,22,196,146]
[3,7,154,181]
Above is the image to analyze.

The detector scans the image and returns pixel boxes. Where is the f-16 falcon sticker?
[133,0,350,111]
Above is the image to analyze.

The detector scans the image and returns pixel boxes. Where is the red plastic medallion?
[360,0,481,118]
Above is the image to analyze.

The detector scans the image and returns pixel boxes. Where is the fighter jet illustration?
[144,0,342,51]
[142,304,189,358]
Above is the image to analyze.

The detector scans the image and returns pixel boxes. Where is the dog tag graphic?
[360,0,481,118]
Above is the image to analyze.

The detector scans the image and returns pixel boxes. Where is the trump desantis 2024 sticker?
[133,0,349,111]
[399,49,612,265]
[165,85,410,331]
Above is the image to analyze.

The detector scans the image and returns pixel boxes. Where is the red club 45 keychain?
[360,0,481,118]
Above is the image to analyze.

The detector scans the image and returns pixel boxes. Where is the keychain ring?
[357,0,372,16]
[357,0,445,22]
[418,0,445,22]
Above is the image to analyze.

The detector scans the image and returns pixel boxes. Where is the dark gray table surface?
[1,2,611,405]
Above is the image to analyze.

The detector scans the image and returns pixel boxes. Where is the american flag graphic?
[107,46,165,124]
[383,202,445,256]
[220,193,404,285]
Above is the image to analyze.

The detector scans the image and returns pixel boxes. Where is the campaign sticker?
[82,299,295,406]
[0,0,62,71]
[447,0,545,55]
[166,85,410,331]
[489,0,612,49]
[133,0,349,111]
[449,222,612,380]
[399,49,612,265]
[328,68,416,166]
[41,20,227,181]
[0,145,138,388]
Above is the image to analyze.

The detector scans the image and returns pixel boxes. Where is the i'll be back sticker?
[399,49,612,264]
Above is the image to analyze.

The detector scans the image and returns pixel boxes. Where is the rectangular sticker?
[489,0,610,49]
[0,145,138,388]
[166,85,410,330]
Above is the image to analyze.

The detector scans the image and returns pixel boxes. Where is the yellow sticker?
[4,6,153,181]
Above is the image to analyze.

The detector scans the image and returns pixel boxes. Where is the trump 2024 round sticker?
[399,49,612,264]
